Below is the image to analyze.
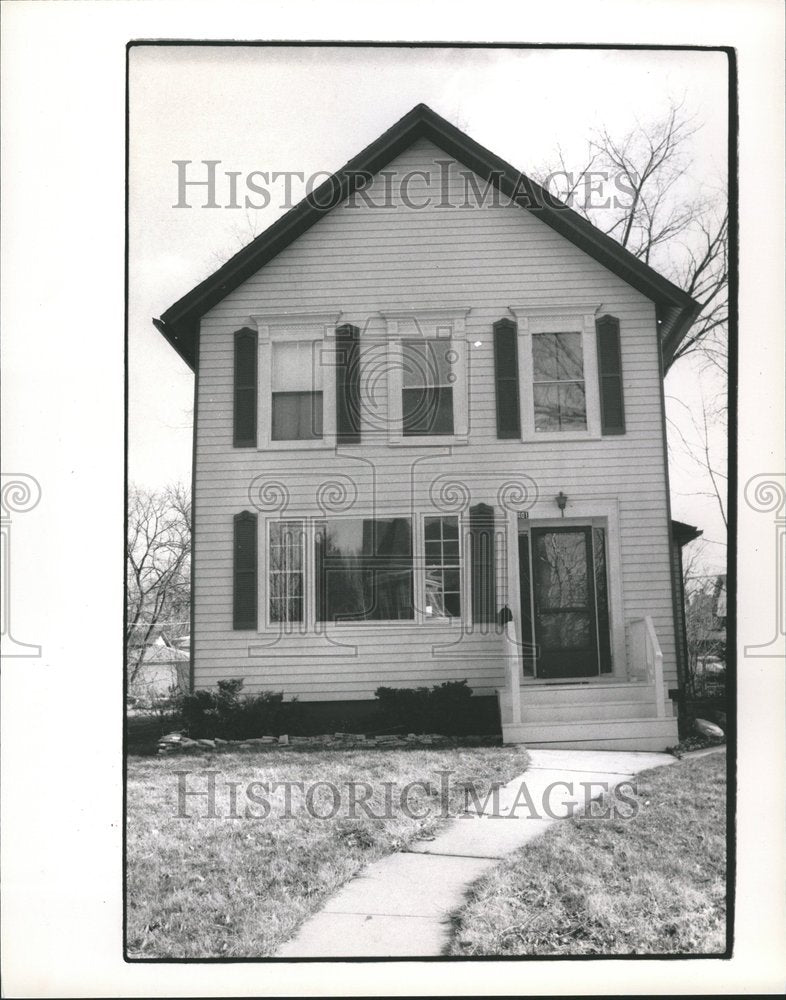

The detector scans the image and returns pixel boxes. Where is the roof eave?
[154,103,701,375]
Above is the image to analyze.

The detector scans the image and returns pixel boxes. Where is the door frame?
[505,499,627,682]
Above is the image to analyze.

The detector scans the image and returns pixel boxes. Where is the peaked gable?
[154,103,699,371]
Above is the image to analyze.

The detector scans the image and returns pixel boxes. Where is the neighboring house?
[128,640,190,703]
[154,104,701,749]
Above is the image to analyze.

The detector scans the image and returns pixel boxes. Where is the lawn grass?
[448,750,727,956]
[126,744,529,958]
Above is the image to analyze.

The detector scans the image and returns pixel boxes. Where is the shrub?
[174,679,304,739]
[374,680,474,735]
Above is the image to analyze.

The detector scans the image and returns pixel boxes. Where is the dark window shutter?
[336,323,361,444]
[233,510,258,630]
[596,315,625,434]
[234,328,257,447]
[492,319,520,438]
[470,503,496,623]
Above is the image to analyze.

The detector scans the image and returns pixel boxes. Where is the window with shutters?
[271,341,323,441]
[509,306,603,440]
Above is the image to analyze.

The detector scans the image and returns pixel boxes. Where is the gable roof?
[154,103,700,372]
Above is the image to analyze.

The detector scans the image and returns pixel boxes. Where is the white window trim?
[262,518,308,633]
[381,308,470,447]
[509,304,602,442]
[256,511,469,634]
[251,311,341,451]
[505,497,626,680]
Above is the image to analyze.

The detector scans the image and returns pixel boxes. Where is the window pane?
[425,540,442,565]
[402,386,453,435]
[272,391,323,440]
[532,333,559,381]
[558,382,587,429]
[533,530,589,608]
[555,332,583,380]
[532,332,583,381]
[272,340,322,391]
[533,383,586,431]
[402,340,452,388]
[316,518,413,622]
[444,592,461,617]
[537,610,592,649]
[424,518,442,541]
[442,518,459,540]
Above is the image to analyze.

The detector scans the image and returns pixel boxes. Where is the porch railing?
[503,617,522,725]
[628,616,666,717]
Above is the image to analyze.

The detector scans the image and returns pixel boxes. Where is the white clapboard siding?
[190,138,677,700]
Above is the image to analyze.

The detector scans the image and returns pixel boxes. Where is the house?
[128,640,190,704]
[153,104,700,749]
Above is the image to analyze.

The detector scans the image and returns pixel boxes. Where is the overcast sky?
[128,45,729,571]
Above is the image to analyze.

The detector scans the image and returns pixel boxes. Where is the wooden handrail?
[503,618,521,725]
[628,616,666,716]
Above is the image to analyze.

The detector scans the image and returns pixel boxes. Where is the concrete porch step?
[516,699,662,724]
[501,715,679,752]
[500,680,653,708]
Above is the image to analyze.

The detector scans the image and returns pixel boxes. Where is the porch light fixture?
[556,491,568,516]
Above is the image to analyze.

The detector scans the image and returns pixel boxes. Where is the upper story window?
[509,306,605,441]
[251,311,340,450]
[531,331,587,432]
[382,309,469,446]
[271,341,323,441]
[402,339,454,436]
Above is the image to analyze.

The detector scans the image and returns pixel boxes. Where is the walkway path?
[275,748,675,958]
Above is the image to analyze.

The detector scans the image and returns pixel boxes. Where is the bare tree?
[535,101,728,374]
[126,483,191,683]
[667,393,728,530]
[682,540,726,699]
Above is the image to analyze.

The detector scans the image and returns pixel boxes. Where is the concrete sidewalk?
[275,748,674,958]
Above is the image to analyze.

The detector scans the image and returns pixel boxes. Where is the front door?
[519,525,612,679]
